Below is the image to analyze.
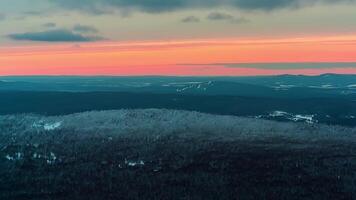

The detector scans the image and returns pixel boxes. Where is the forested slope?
[1,109,356,200]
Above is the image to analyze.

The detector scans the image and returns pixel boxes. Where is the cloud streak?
[194,62,356,70]
[207,12,249,23]
[8,29,104,42]
[181,16,200,23]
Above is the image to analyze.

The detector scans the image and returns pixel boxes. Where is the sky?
[1,0,356,76]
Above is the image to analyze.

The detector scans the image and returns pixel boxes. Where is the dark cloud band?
[48,0,355,13]
[73,24,98,33]
[8,29,103,42]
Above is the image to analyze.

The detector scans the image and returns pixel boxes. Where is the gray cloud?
[224,62,356,69]
[73,24,98,33]
[207,12,249,23]
[43,22,57,28]
[181,16,200,23]
[0,14,6,21]
[47,0,356,13]
[8,29,104,42]
[22,11,46,16]
[207,12,235,21]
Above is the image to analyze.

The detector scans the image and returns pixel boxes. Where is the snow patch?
[309,84,337,89]
[32,152,58,165]
[44,122,62,131]
[123,82,152,88]
[175,81,213,92]
[266,111,317,124]
[273,85,296,90]
[293,115,315,124]
[33,121,62,131]
[5,152,23,161]
[0,80,17,83]
[125,159,145,167]
[46,152,57,164]
[269,111,289,117]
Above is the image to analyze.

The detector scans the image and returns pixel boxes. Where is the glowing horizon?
[1,35,356,76]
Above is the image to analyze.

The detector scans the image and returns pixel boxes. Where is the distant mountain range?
[0,74,355,126]
[1,74,355,97]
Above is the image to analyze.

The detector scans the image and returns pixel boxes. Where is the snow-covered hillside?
[1,109,355,144]
[1,109,356,200]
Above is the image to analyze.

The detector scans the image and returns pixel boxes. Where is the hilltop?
[1,109,356,199]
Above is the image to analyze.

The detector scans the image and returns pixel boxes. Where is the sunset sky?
[1,0,356,76]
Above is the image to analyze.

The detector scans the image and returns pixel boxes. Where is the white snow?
[161,81,213,92]
[32,152,57,164]
[33,121,62,131]
[269,111,289,117]
[0,80,17,83]
[293,115,315,124]
[169,82,204,85]
[46,152,57,164]
[125,159,145,167]
[175,81,213,92]
[309,85,337,89]
[341,90,356,95]
[123,82,152,88]
[5,152,23,161]
[267,111,317,124]
[273,85,296,90]
[321,84,334,88]
[5,155,13,161]
[33,153,40,159]
[44,122,62,131]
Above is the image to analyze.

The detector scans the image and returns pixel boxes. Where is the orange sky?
[2,35,356,76]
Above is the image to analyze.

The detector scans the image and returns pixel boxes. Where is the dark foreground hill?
[1,109,356,200]
[1,91,355,126]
